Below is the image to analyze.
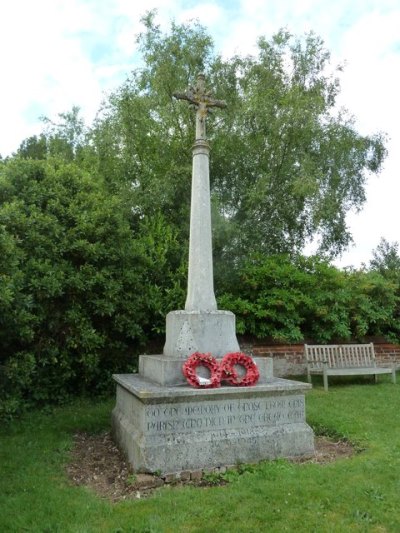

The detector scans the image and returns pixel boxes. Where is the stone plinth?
[163,310,240,358]
[139,354,273,387]
[112,374,314,474]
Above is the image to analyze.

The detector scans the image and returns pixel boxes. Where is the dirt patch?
[292,435,355,464]
[66,432,163,502]
[66,432,355,502]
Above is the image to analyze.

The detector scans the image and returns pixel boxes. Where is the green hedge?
[0,157,185,418]
[218,254,400,343]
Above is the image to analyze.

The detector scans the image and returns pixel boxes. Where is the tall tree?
[92,13,386,274]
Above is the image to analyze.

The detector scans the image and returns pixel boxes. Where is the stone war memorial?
[112,74,315,474]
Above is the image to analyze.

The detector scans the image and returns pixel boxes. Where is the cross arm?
[173,91,198,106]
[204,97,227,109]
[173,91,227,110]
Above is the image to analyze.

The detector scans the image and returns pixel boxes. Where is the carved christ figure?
[173,73,226,141]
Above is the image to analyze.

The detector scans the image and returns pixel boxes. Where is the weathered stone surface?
[163,76,241,355]
[113,373,307,399]
[255,357,274,381]
[139,354,273,387]
[185,140,216,312]
[179,470,191,481]
[138,355,183,387]
[134,474,163,489]
[163,310,240,358]
[173,74,225,313]
[112,375,314,474]
[163,473,178,483]
[190,470,203,481]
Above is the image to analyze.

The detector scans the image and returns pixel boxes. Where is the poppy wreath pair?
[182,351,259,388]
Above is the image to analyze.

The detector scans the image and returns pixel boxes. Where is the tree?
[16,107,91,164]
[91,13,387,280]
[370,238,400,278]
[17,134,48,160]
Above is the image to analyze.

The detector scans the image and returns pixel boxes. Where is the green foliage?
[370,237,400,279]
[17,107,89,163]
[367,238,400,341]
[135,213,186,334]
[91,15,386,271]
[219,255,308,341]
[0,157,186,416]
[345,269,399,340]
[219,254,400,342]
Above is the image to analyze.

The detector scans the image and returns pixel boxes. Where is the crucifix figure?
[174,73,226,141]
[173,73,226,312]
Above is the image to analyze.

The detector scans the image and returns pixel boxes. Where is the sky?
[0,0,399,268]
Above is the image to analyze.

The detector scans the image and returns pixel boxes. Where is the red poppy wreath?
[220,352,260,386]
[182,352,222,388]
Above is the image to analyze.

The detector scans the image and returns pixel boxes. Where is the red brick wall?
[240,340,400,377]
[374,343,400,366]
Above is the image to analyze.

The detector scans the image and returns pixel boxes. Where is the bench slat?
[305,343,396,391]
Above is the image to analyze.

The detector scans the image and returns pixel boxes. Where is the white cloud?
[0,0,104,153]
[331,7,400,266]
[178,3,224,28]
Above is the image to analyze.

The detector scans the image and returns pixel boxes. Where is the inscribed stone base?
[163,309,240,357]
[112,374,314,474]
[139,354,273,387]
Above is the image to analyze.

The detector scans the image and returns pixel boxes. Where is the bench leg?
[307,369,311,384]
[374,374,378,384]
[323,367,328,392]
[392,367,397,384]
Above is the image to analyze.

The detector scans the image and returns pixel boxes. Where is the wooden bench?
[304,343,397,391]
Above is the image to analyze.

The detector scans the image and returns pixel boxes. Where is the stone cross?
[173,73,226,141]
[173,74,226,311]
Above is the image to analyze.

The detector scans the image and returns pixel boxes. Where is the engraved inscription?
[144,396,305,435]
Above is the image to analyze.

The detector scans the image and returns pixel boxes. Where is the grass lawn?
[1,376,399,533]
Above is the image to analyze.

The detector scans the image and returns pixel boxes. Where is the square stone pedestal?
[163,310,240,357]
[139,354,273,387]
[112,374,314,474]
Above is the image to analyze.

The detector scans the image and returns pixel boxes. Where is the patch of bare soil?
[66,432,355,502]
[292,435,355,464]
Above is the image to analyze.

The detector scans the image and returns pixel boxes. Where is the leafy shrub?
[0,157,185,417]
[219,254,400,343]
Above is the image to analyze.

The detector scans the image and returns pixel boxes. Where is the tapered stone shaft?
[173,73,226,311]
[163,73,239,360]
[185,139,217,311]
